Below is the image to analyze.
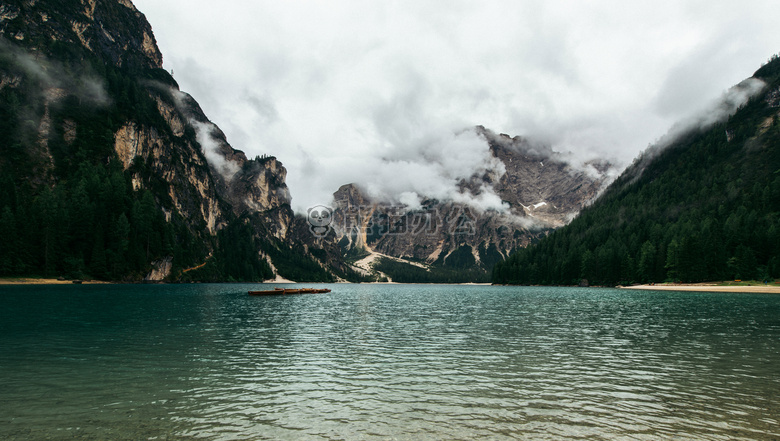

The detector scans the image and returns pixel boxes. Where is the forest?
[0,37,328,282]
[493,57,780,286]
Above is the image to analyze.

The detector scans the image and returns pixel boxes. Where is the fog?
[133,0,780,212]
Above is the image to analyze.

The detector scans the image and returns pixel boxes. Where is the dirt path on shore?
[0,278,109,285]
[622,283,780,293]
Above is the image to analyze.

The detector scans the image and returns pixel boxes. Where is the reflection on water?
[1,284,779,440]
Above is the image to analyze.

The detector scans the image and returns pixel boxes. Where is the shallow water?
[1,284,779,440]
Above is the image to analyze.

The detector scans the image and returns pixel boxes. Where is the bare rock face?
[106,89,232,237]
[367,201,539,263]
[482,127,612,228]
[331,183,376,252]
[145,256,172,281]
[229,158,291,215]
[228,157,293,239]
[1,0,295,275]
[329,127,616,266]
[331,187,543,264]
[0,0,163,70]
[162,89,294,238]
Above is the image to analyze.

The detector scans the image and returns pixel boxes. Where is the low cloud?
[659,77,765,148]
[328,126,510,213]
[631,77,766,179]
[169,88,242,180]
[134,0,780,213]
[190,120,240,179]
[0,40,109,106]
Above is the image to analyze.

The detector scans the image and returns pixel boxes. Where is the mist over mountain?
[0,0,622,284]
[324,126,617,283]
[494,56,780,285]
[3,1,778,285]
[134,0,780,215]
[0,0,346,282]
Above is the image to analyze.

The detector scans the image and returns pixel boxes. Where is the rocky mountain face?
[329,127,616,278]
[0,0,299,281]
[1,0,162,70]
[483,127,614,228]
[0,0,617,283]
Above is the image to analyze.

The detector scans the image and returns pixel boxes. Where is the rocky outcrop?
[110,95,230,236]
[329,127,616,266]
[0,0,617,282]
[111,87,294,240]
[167,89,293,237]
[145,256,172,281]
[331,183,376,252]
[331,186,541,264]
[0,0,297,280]
[0,0,162,69]
[482,127,613,228]
[228,157,293,239]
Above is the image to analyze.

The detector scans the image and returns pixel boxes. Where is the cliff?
[0,0,162,70]
[0,0,621,284]
[327,128,616,281]
[0,0,298,282]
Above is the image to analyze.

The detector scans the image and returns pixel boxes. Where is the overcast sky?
[133,0,780,212]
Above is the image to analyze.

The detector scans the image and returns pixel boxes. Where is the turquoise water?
[1,284,779,440]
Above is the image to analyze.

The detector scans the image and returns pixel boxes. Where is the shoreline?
[0,278,110,285]
[0,278,493,286]
[3,278,777,293]
[621,283,780,294]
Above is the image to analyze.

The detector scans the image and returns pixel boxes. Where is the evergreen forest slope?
[0,0,339,282]
[493,56,780,286]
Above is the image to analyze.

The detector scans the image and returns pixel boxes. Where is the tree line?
[494,64,780,286]
[0,41,281,282]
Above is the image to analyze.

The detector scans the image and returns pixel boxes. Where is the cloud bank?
[133,0,780,212]
[628,77,767,181]
[190,120,240,180]
[657,77,767,150]
[0,39,109,106]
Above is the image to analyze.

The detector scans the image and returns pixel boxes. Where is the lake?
[1,284,779,440]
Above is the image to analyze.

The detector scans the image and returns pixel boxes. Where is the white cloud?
[191,120,240,180]
[653,77,766,154]
[133,0,780,212]
[0,40,110,106]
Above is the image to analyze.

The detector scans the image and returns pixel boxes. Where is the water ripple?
[1,284,779,439]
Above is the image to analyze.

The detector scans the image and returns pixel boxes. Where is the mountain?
[0,0,621,284]
[0,0,337,282]
[327,127,616,283]
[493,56,780,286]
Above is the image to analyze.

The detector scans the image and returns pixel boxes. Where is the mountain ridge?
[7,0,733,285]
[0,0,320,282]
[325,126,617,282]
[493,55,780,285]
